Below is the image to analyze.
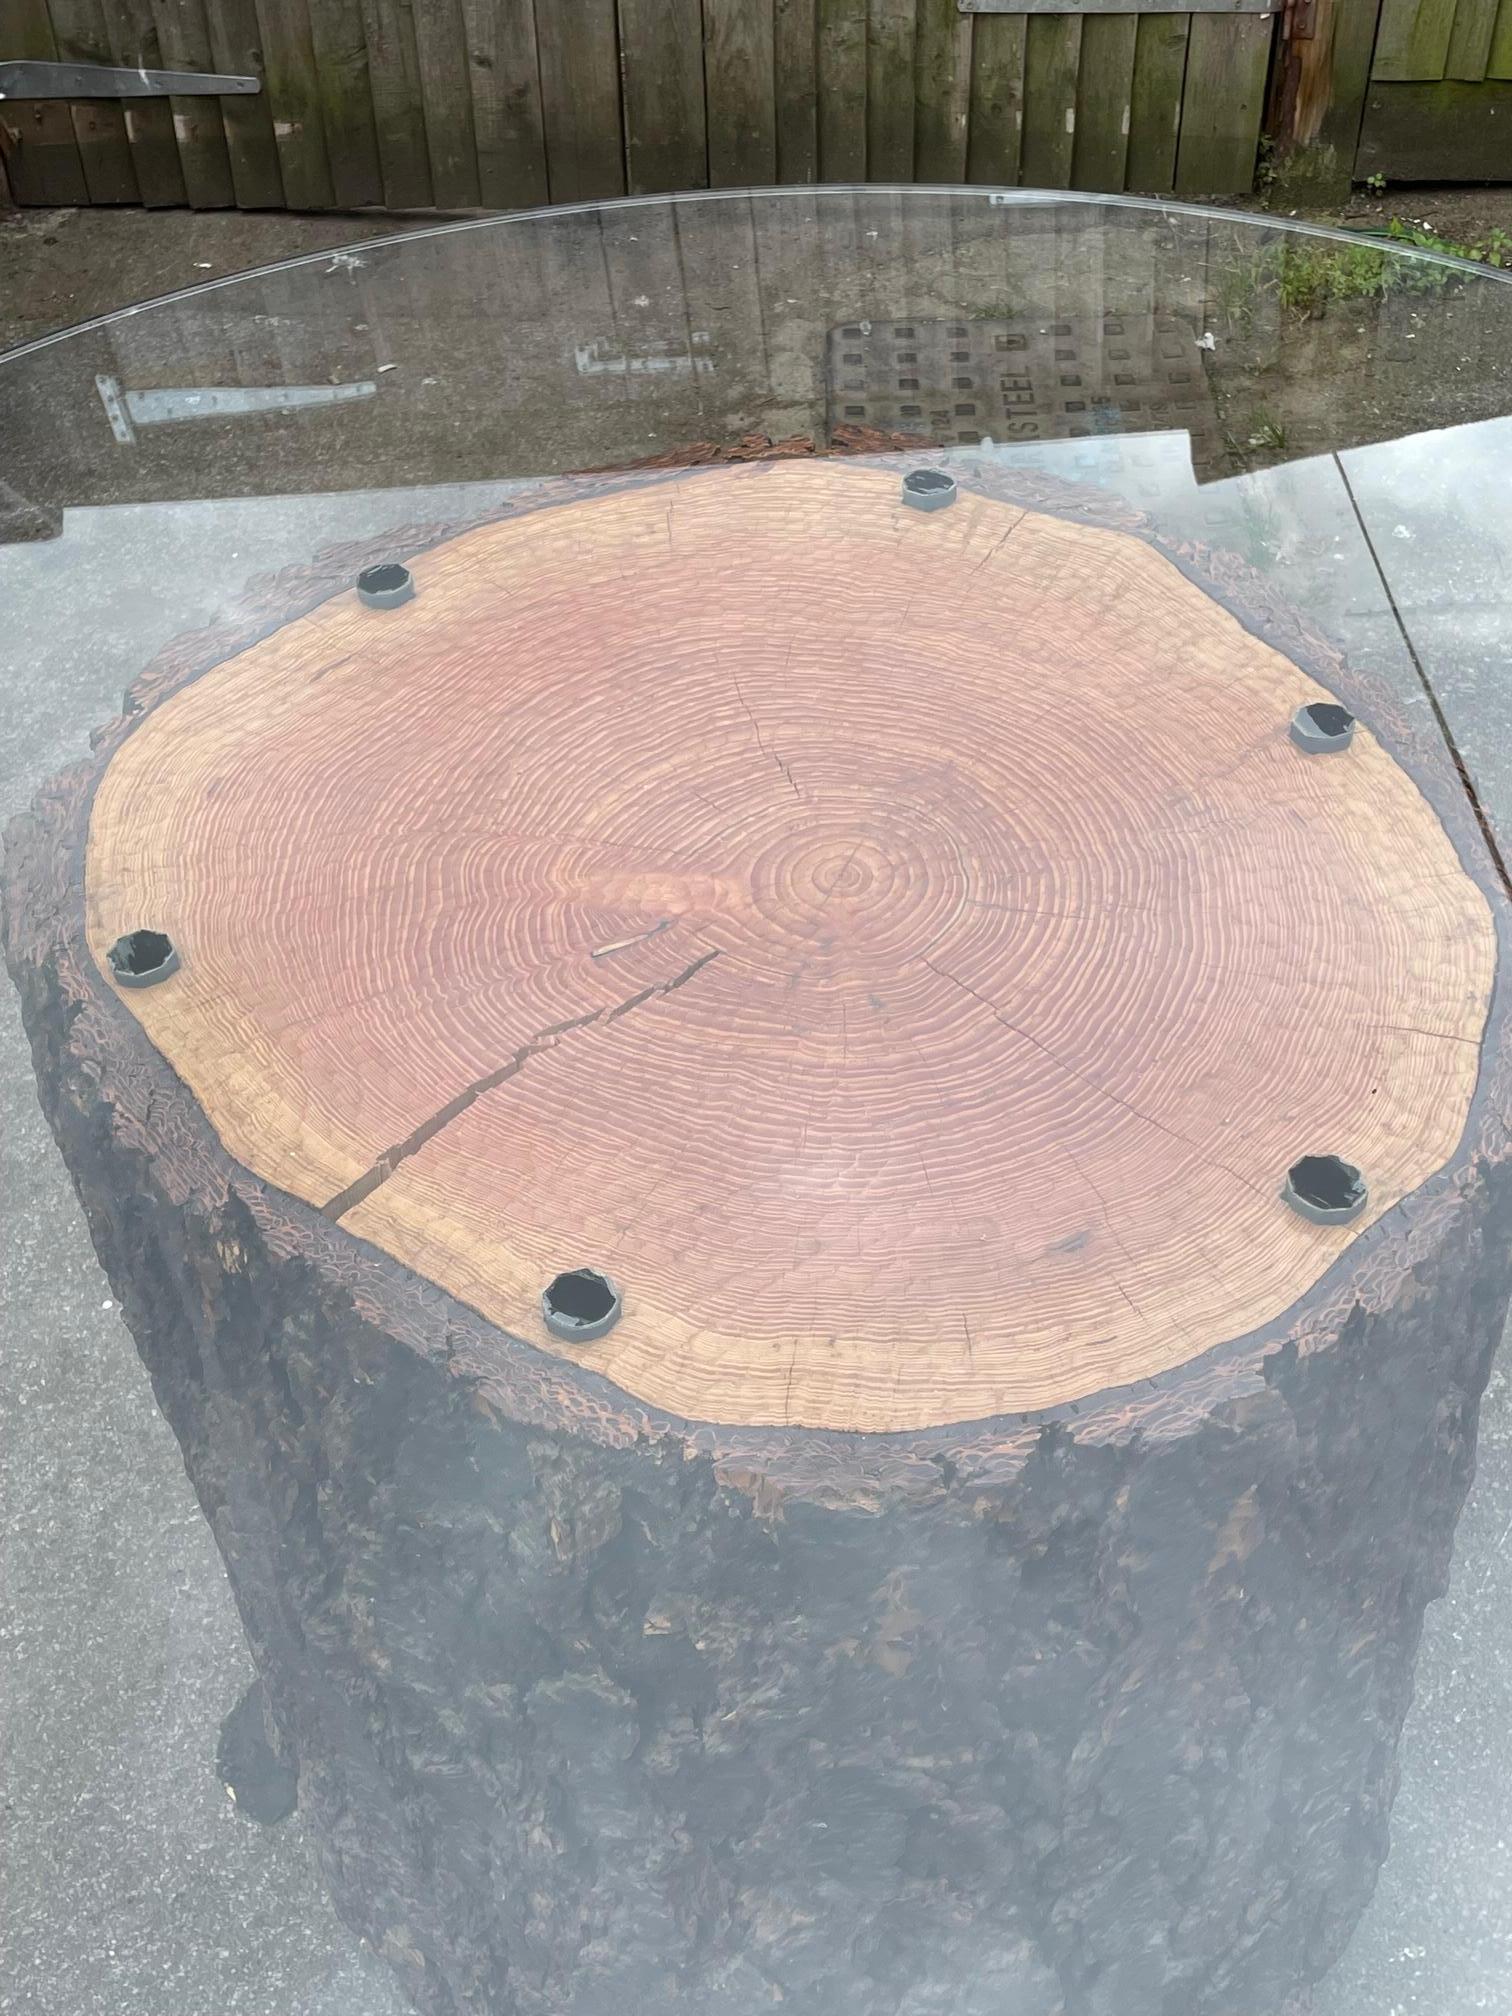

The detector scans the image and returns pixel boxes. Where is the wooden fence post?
[1265,0,1383,199]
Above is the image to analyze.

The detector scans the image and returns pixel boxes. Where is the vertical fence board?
[775,0,819,179]
[44,0,139,200]
[1072,12,1136,189]
[915,0,971,179]
[1492,0,1512,70]
[308,0,385,204]
[537,0,626,199]
[148,0,236,205]
[459,0,548,203]
[207,0,287,206]
[360,0,436,204]
[5,0,90,204]
[866,0,917,176]
[1021,15,1081,185]
[1174,12,1271,190]
[705,0,779,185]
[1373,0,1457,77]
[1126,12,1188,189]
[251,0,338,206]
[1447,0,1501,75]
[966,13,1026,181]
[619,0,707,192]
[101,0,186,203]
[412,0,481,204]
[818,0,868,176]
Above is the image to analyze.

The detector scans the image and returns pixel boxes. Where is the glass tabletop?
[5,187,1512,2016]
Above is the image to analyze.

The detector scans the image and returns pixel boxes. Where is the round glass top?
[6,189,1512,2016]
[6,187,1512,907]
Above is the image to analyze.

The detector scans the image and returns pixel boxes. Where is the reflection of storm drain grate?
[825,314,1222,479]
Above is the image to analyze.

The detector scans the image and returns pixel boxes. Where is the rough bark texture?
[8,457,1512,2016]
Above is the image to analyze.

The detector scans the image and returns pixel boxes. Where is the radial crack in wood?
[321,946,722,1220]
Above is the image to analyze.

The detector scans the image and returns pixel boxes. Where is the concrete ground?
[4,200,1512,2016]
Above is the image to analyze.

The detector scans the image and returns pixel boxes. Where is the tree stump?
[8,458,1512,2016]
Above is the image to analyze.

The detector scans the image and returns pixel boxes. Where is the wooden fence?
[1356,0,1512,178]
[2,0,1278,209]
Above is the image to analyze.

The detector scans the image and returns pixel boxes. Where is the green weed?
[1381,217,1512,270]
[1210,218,1507,332]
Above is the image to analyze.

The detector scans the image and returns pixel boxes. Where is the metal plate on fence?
[0,61,259,100]
[958,0,1271,13]
[825,313,1223,481]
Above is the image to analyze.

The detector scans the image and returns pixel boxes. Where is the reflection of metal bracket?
[95,375,376,445]
[0,61,259,101]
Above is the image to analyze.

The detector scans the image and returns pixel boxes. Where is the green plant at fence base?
[1380,218,1512,269]
[1213,218,1508,330]
[1365,172,1388,195]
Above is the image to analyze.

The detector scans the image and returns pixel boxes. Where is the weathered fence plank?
[360,0,436,206]
[146,0,236,205]
[914,0,972,177]
[1127,12,1188,188]
[1373,0,1457,77]
[1175,13,1271,188]
[619,0,707,194]
[536,0,626,199]
[411,0,481,206]
[100,0,187,204]
[4,0,91,205]
[206,0,287,206]
[308,0,385,205]
[867,0,918,176]
[775,0,820,178]
[818,0,869,176]
[1021,14,1082,184]
[458,0,548,204]
[1357,75,1512,168]
[250,0,335,207]
[44,0,139,201]
[966,12,1027,181]
[1072,12,1138,187]
[1447,0,1501,75]
[706,0,779,184]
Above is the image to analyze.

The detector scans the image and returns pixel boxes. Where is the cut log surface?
[10,455,1512,2016]
[83,459,1494,1431]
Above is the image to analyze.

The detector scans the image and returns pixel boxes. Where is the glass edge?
[2,183,1509,370]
